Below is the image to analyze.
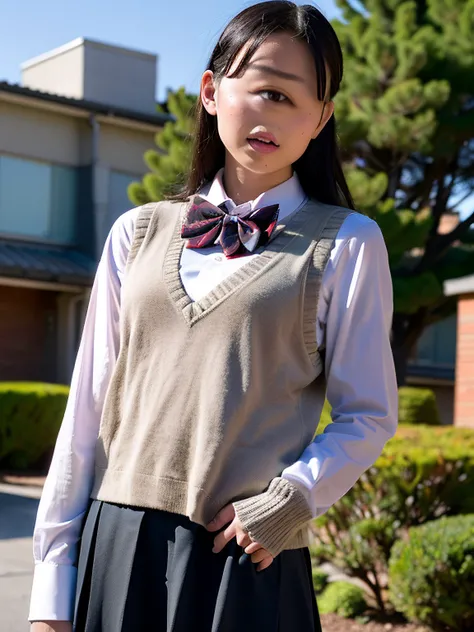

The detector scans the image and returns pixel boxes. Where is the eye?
[259,90,289,103]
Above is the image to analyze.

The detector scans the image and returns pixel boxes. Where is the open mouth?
[247,135,280,153]
[247,134,279,147]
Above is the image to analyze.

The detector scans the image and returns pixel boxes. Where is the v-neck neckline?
[163,197,315,327]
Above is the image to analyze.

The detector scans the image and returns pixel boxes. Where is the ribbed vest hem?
[91,467,309,552]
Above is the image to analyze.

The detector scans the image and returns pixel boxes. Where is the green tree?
[128,87,197,205]
[333,0,474,383]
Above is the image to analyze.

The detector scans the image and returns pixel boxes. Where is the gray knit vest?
[91,197,351,553]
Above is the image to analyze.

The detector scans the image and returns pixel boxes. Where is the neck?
[223,156,292,204]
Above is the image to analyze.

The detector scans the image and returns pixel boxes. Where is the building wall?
[454,293,474,428]
[0,101,87,166]
[432,385,455,426]
[83,40,157,114]
[0,285,58,382]
[98,122,154,174]
[22,44,85,101]
[21,38,157,115]
[0,100,157,250]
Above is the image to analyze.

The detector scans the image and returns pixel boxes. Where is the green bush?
[311,425,474,611]
[318,581,368,618]
[312,568,329,594]
[389,514,474,631]
[0,382,69,469]
[316,400,332,435]
[398,386,441,425]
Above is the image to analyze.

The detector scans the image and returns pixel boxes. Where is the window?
[409,314,457,379]
[0,155,77,243]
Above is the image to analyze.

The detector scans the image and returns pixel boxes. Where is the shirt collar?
[199,168,307,221]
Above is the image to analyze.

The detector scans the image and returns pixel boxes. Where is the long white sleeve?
[28,200,397,619]
[28,210,137,622]
[281,213,398,518]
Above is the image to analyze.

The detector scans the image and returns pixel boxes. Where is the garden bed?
[321,613,429,631]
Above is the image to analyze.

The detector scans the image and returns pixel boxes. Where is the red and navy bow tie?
[181,195,280,259]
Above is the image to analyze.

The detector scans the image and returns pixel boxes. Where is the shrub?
[0,382,69,469]
[318,581,368,618]
[389,514,474,631]
[398,386,441,425]
[312,568,329,594]
[310,425,474,611]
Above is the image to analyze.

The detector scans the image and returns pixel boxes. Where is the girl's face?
[201,32,334,185]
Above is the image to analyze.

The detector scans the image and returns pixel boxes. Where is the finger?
[250,549,270,564]
[236,531,252,548]
[213,521,236,553]
[207,504,235,532]
[245,541,262,555]
[257,556,274,572]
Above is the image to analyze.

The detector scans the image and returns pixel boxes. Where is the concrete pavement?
[0,485,41,632]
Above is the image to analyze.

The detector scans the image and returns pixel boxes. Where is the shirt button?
[215,255,224,262]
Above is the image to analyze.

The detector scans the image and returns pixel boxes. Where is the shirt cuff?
[232,477,312,557]
[28,563,77,622]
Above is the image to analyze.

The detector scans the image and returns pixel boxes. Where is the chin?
[237,153,282,175]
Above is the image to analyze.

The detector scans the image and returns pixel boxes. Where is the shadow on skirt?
[73,499,322,632]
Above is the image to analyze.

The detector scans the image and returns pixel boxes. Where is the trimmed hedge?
[317,386,441,435]
[312,568,329,594]
[318,581,368,618]
[389,514,474,631]
[311,424,474,611]
[398,386,441,425]
[0,382,69,469]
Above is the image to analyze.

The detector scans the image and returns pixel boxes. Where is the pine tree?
[333,0,474,383]
[128,87,197,205]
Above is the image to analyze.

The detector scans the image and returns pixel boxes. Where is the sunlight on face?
[213,33,332,183]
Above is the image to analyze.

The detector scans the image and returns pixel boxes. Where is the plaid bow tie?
[181,195,280,259]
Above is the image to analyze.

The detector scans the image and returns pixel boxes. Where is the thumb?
[206,503,235,531]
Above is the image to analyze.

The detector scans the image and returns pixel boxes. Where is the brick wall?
[454,293,474,428]
[0,285,58,382]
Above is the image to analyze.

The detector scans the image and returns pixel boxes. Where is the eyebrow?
[247,63,306,84]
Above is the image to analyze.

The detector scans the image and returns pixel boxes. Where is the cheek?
[287,111,318,143]
[216,91,253,145]
[218,89,248,123]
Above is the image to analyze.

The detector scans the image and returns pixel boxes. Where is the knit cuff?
[232,477,312,557]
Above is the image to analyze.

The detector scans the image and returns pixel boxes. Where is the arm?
[29,209,137,623]
[233,214,398,555]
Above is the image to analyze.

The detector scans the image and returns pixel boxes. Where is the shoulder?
[331,213,389,277]
[308,200,387,269]
[109,199,187,246]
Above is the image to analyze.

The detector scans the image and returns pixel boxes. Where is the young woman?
[29,2,398,631]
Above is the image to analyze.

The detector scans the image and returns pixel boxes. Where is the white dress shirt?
[28,170,398,622]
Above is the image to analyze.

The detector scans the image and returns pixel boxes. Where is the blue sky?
[1,0,471,217]
[0,0,339,101]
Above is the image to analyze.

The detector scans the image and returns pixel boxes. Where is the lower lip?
[247,139,279,154]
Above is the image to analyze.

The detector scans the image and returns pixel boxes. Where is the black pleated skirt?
[73,499,321,632]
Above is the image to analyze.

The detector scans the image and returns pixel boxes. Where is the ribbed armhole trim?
[126,202,159,270]
[304,208,354,370]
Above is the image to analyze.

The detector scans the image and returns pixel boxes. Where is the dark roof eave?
[0,266,93,287]
[444,274,474,297]
[0,81,173,127]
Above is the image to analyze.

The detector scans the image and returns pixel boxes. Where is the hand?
[31,622,72,632]
[206,503,274,572]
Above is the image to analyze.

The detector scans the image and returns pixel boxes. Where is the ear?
[312,101,335,139]
[200,70,218,116]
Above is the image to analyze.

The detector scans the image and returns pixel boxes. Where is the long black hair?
[175,1,354,210]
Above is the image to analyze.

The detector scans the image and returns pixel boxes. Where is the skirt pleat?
[73,499,321,632]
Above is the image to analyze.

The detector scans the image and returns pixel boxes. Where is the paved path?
[0,484,41,632]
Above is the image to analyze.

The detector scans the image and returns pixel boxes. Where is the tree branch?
[438,209,474,250]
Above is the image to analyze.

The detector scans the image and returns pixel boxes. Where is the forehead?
[229,32,321,92]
